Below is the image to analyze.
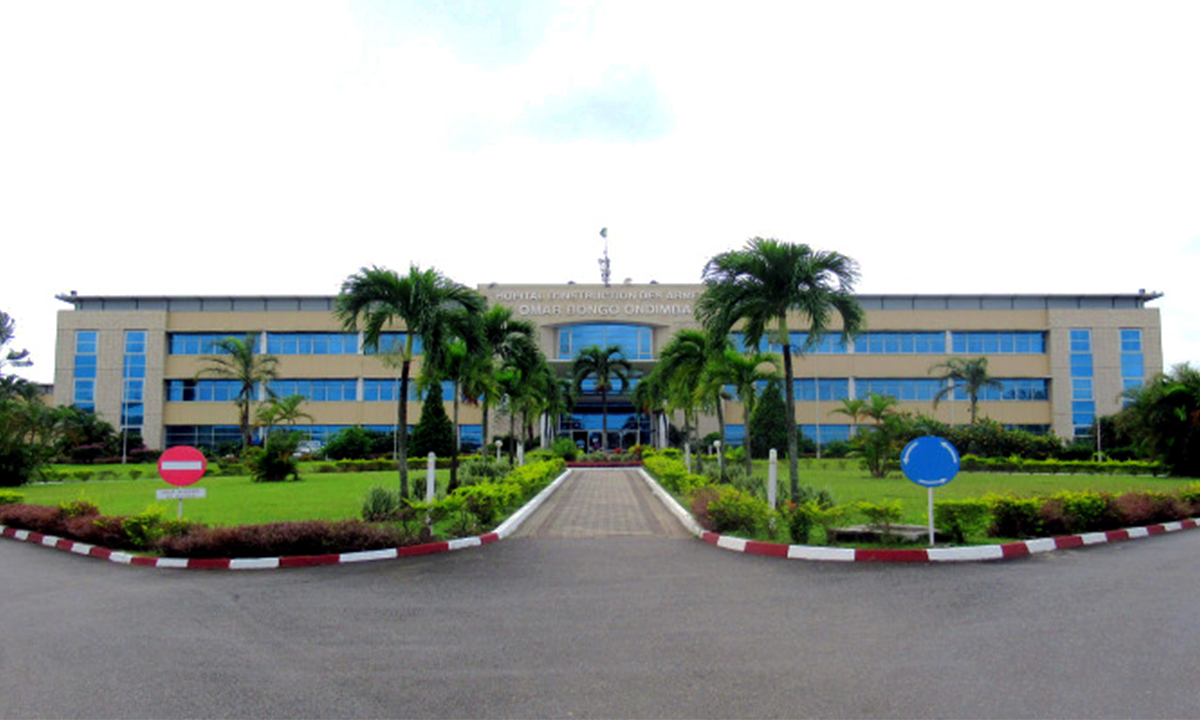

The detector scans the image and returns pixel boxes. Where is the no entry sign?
[158,445,208,487]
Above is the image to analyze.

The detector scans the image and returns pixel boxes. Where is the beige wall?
[52,289,1163,449]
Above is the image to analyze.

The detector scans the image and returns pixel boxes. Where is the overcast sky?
[3,0,1199,385]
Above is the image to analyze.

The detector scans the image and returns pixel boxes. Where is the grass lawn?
[8,459,1198,531]
[13,465,451,526]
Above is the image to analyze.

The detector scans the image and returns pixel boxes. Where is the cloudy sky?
[3,0,1199,384]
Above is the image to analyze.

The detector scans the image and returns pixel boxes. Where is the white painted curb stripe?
[1079,532,1109,545]
[928,545,1003,562]
[69,542,96,556]
[156,557,190,569]
[449,537,481,551]
[636,468,705,536]
[717,536,747,552]
[230,557,279,570]
[40,534,61,547]
[340,548,399,563]
[1127,527,1150,539]
[788,545,856,562]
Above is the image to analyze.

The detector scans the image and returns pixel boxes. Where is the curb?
[0,468,574,571]
[633,468,1200,563]
[698,520,1200,562]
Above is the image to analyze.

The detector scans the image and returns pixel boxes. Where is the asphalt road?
[3,473,1199,719]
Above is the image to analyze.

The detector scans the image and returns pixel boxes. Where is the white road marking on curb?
[1025,538,1057,554]
[716,536,747,552]
[156,558,190,569]
[1080,532,1109,545]
[928,545,1003,562]
[788,545,856,562]
[1127,527,1150,538]
[229,557,280,570]
[340,548,399,563]
[69,543,96,556]
[449,537,481,551]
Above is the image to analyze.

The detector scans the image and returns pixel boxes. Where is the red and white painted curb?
[0,468,574,571]
[697,520,1200,562]
[632,468,1200,563]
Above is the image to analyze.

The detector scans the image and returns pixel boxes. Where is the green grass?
[701,458,1198,527]
[14,465,452,526]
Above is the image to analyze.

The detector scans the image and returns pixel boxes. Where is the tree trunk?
[397,360,411,498]
[782,340,800,501]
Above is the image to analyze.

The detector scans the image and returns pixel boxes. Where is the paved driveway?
[2,469,1199,719]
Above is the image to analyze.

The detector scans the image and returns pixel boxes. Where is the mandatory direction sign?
[158,445,208,487]
[901,436,960,488]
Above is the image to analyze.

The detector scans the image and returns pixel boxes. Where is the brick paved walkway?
[512,468,693,539]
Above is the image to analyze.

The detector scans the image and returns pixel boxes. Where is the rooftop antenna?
[598,227,611,287]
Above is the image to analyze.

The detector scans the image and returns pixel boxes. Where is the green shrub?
[779,486,837,544]
[856,500,904,543]
[1040,491,1119,535]
[985,495,1043,539]
[450,482,520,527]
[0,490,24,506]
[57,499,100,518]
[121,506,167,549]
[361,486,403,522]
[690,485,772,536]
[246,433,302,483]
[934,499,992,544]
[792,500,852,545]
[550,437,578,462]
[458,457,508,485]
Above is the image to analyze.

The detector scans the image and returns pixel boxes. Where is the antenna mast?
[598,227,611,287]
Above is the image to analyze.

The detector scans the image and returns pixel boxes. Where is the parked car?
[293,440,325,458]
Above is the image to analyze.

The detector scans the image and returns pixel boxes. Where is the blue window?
[793,378,850,401]
[363,379,401,402]
[854,332,945,355]
[856,379,943,402]
[800,424,852,445]
[951,332,1046,354]
[1072,379,1093,400]
[1120,329,1142,353]
[266,333,358,355]
[169,333,257,355]
[1070,353,1093,378]
[73,379,95,404]
[558,324,653,360]
[168,380,244,402]
[363,333,423,356]
[733,332,848,355]
[1070,329,1092,353]
[74,355,97,378]
[76,331,97,354]
[165,425,242,449]
[955,379,1048,402]
[269,380,357,402]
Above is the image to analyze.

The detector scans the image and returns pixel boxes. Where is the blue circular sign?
[901,436,960,488]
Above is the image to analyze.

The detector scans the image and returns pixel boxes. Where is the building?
[53,284,1163,452]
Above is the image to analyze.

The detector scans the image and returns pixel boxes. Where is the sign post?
[157,445,208,519]
[900,436,960,546]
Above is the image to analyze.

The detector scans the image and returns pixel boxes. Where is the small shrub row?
[958,455,1165,476]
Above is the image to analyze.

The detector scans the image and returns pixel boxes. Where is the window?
[856,379,943,402]
[954,378,1048,402]
[168,380,244,402]
[733,332,848,354]
[73,330,98,410]
[169,333,257,355]
[269,380,357,402]
[951,332,1046,354]
[854,332,945,355]
[266,333,358,355]
[1120,329,1144,405]
[557,324,653,360]
[793,378,851,401]
[363,333,423,356]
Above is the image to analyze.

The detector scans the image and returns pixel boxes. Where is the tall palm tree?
[831,397,868,437]
[335,265,485,497]
[434,334,491,490]
[478,305,537,450]
[704,348,780,474]
[572,344,632,453]
[696,237,864,500]
[1,310,32,373]
[198,334,278,451]
[932,356,1002,425]
[630,371,664,449]
[656,330,717,470]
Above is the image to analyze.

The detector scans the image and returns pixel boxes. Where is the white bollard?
[517,443,524,467]
[768,448,778,509]
[426,452,436,502]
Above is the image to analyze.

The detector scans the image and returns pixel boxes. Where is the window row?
[168,332,423,356]
[733,331,1047,355]
[167,379,462,403]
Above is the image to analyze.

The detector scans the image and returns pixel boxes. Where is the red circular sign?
[158,445,208,487]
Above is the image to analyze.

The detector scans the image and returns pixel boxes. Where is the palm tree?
[1,310,32,373]
[335,265,486,497]
[704,348,780,474]
[255,394,313,439]
[656,330,717,470]
[697,237,864,500]
[478,305,537,450]
[572,344,632,453]
[198,334,279,451]
[1117,363,1200,477]
[630,371,665,449]
[434,335,491,490]
[831,397,868,437]
[932,356,1002,425]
